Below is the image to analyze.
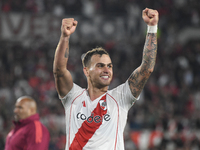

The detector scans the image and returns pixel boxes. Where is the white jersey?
[60,80,139,150]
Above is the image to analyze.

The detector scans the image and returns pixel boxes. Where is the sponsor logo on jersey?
[77,112,111,123]
[82,101,86,107]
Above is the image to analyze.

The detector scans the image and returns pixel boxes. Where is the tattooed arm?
[53,18,78,97]
[128,8,159,98]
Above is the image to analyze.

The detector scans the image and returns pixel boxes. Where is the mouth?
[101,75,109,79]
[14,114,19,120]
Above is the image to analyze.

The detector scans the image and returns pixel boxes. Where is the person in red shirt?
[4,96,50,150]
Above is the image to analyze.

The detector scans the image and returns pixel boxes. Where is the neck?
[87,86,108,101]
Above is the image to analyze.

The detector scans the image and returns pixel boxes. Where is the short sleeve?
[109,80,140,111]
[59,83,85,110]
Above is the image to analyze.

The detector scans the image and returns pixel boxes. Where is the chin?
[14,118,19,122]
[96,83,109,89]
[101,82,111,87]
[14,116,19,121]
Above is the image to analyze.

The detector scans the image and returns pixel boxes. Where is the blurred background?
[0,0,200,150]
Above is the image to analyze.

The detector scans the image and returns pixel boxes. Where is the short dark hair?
[82,47,109,67]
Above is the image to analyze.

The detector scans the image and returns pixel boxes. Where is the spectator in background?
[4,96,50,150]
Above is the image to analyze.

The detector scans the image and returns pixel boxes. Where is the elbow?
[141,60,155,75]
[53,67,64,78]
[146,66,155,76]
[53,59,67,76]
[148,67,154,74]
[140,63,155,75]
[53,65,59,75]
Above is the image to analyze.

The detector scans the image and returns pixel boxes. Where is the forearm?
[53,36,70,77]
[140,32,157,75]
[128,33,157,98]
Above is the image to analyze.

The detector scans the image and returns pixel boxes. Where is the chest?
[7,127,27,149]
[69,94,121,129]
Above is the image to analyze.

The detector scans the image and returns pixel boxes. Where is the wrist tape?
[147,25,158,33]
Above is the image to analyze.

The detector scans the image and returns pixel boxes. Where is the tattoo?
[65,48,69,58]
[128,33,157,98]
[128,76,148,97]
[142,33,157,70]
[129,70,140,86]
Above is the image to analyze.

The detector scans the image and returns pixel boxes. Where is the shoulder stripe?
[34,121,42,143]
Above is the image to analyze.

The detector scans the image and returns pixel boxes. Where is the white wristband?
[147,25,158,33]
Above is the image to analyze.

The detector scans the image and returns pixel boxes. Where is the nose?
[103,66,109,73]
[14,107,18,113]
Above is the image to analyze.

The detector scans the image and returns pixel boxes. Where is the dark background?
[0,0,200,149]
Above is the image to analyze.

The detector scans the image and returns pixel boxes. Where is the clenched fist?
[142,8,159,26]
[61,18,78,37]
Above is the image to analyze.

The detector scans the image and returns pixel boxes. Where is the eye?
[97,63,104,68]
[108,64,113,68]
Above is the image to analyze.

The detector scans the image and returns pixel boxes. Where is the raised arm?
[128,8,159,98]
[53,18,78,98]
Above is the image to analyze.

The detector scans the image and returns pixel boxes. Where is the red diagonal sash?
[69,95,107,150]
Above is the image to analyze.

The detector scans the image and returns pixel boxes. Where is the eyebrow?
[96,62,113,66]
[15,105,23,108]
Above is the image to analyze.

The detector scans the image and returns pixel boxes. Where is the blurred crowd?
[1,0,200,150]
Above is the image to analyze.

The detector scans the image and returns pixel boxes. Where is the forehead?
[90,54,111,64]
[15,98,28,107]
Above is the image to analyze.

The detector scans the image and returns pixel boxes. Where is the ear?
[29,107,36,116]
[83,67,89,77]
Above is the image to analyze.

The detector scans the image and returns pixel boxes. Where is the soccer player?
[4,96,50,150]
[53,8,159,150]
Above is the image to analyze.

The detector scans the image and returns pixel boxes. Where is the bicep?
[54,69,73,98]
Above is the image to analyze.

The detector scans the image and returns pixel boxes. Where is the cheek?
[110,69,113,74]
[86,66,95,76]
[18,109,27,116]
[89,66,95,71]
[89,71,97,79]
[18,110,24,116]
[89,67,99,75]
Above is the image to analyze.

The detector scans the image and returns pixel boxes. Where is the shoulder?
[25,120,48,133]
[108,81,139,106]
[59,83,87,106]
[108,81,128,96]
[60,83,85,99]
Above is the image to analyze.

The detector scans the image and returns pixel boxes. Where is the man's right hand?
[61,18,78,37]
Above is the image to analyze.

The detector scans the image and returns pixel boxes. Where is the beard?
[89,74,111,89]
[14,114,19,121]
